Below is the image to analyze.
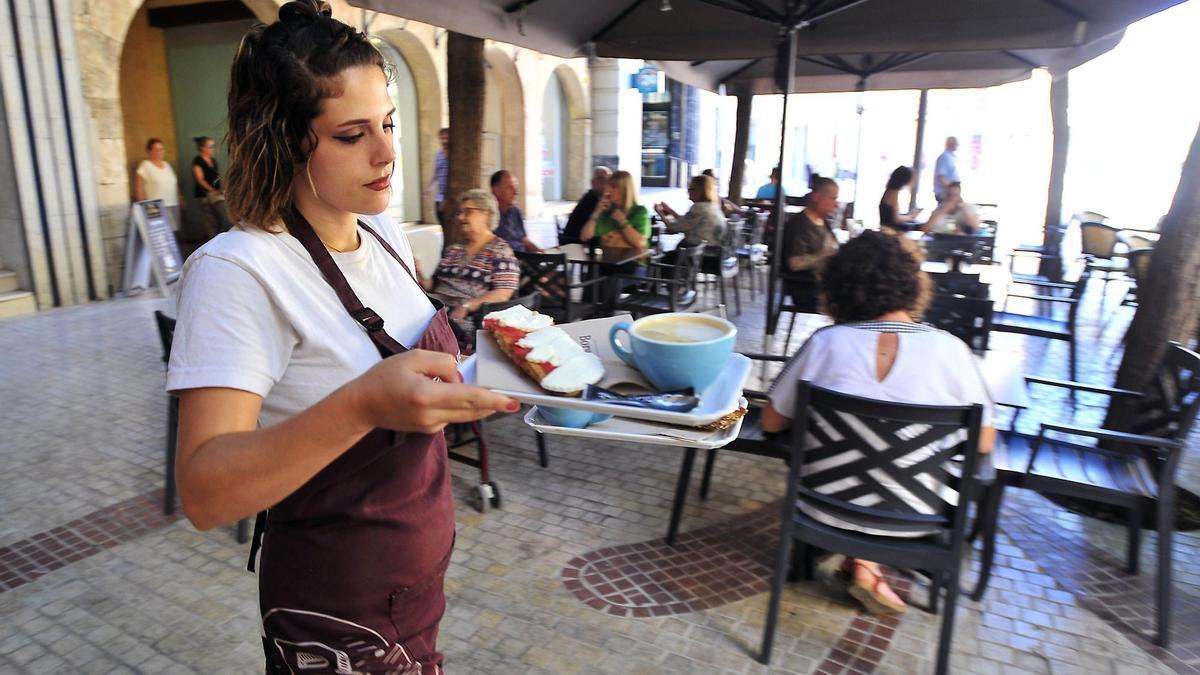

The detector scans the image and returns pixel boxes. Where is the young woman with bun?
[166,2,517,671]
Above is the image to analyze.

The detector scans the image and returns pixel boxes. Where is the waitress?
[166,2,517,672]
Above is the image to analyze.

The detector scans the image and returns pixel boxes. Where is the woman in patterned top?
[417,189,518,347]
[762,231,996,615]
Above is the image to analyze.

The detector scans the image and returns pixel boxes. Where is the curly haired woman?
[762,231,996,615]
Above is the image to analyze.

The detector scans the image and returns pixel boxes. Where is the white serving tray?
[470,340,751,427]
[523,404,745,450]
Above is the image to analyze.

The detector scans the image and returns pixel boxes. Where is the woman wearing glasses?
[416,189,519,349]
[191,135,233,239]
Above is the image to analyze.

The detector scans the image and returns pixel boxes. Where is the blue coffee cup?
[609,313,736,392]
[538,406,612,429]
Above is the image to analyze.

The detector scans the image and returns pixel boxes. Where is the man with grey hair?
[561,165,613,244]
[934,136,959,202]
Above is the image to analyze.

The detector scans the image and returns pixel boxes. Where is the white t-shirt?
[767,321,994,536]
[167,214,437,429]
[136,160,179,207]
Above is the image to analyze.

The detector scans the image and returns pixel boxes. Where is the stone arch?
[483,46,526,209]
[374,28,444,224]
[551,64,590,199]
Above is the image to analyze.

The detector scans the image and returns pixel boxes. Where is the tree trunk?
[1040,74,1070,281]
[1105,122,1200,430]
[443,32,485,247]
[727,94,752,204]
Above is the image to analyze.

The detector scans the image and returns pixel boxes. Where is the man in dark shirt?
[560,166,611,244]
[491,170,540,253]
[782,177,839,312]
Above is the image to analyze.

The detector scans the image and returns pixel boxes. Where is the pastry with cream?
[482,305,604,395]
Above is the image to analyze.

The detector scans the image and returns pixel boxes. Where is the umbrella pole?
[911,89,928,211]
[765,26,798,345]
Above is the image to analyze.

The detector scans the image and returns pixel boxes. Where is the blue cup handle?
[609,321,637,368]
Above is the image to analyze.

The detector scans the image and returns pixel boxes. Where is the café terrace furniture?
[734,210,768,300]
[927,270,990,299]
[1120,248,1154,309]
[153,311,250,543]
[1080,220,1130,297]
[699,237,743,316]
[976,343,1200,647]
[445,291,545,512]
[924,294,994,354]
[609,242,705,318]
[759,383,988,675]
[515,250,607,323]
[993,267,1091,381]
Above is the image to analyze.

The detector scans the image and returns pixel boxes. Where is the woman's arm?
[615,207,649,252]
[134,173,147,202]
[760,403,791,434]
[193,164,217,194]
[176,350,518,529]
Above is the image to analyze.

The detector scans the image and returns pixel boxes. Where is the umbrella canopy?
[657,33,1125,95]
[349,0,1179,62]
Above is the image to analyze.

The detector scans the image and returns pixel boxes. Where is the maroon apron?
[254,207,458,675]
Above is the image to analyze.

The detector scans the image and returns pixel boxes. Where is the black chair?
[993,267,1091,380]
[1120,247,1154,308]
[760,383,986,675]
[153,311,250,544]
[924,294,994,353]
[515,251,606,323]
[979,343,1200,646]
[610,242,704,318]
[927,271,989,299]
[735,211,768,299]
[924,233,996,266]
[699,239,742,316]
[1080,221,1128,296]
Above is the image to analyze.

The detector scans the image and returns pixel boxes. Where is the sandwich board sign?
[122,199,183,297]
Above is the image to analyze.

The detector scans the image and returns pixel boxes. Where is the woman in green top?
[580,169,651,260]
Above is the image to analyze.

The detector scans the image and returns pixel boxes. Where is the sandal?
[844,559,907,615]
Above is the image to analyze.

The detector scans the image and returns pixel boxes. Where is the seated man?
[781,177,839,312]
[491,169,540,252]
[923,181,981,234]
[561,166,611,244]
[755,166,784,201]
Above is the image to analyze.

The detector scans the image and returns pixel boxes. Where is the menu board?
[122,200,183,296]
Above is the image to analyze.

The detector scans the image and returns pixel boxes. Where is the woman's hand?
[351,350,518,434]
[611,209,627,226]
[450,304,469,321]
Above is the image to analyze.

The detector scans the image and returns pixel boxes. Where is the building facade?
[0,0,631,314]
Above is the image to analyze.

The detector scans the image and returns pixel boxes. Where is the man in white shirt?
[933,136,959,202]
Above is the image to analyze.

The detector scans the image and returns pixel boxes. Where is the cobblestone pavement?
[1,265,1196,674]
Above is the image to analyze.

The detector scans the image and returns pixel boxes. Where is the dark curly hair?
[224,0,386,230]
[820,230,931,323]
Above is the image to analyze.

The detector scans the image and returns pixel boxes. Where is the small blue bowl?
[538,406,612,429]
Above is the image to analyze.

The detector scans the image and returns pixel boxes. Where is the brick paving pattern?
[0,257,1194,673]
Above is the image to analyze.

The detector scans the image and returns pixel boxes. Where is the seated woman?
[878,166,924,233]
[417,189,518,348]
[761,231,996,615]
[923,181,982,234]
[654,174,727,248]
[580,169,651,275]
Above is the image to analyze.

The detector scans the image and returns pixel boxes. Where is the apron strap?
[282,206,410,357]
[247,510,268,572]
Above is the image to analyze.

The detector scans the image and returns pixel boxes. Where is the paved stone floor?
[1,259,1198,674]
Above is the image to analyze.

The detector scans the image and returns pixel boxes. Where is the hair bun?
[278,0,332,26]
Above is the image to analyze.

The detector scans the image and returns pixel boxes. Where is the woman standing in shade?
[167,2,518,672]
[134,138,182,231]
[192,136,233,239]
